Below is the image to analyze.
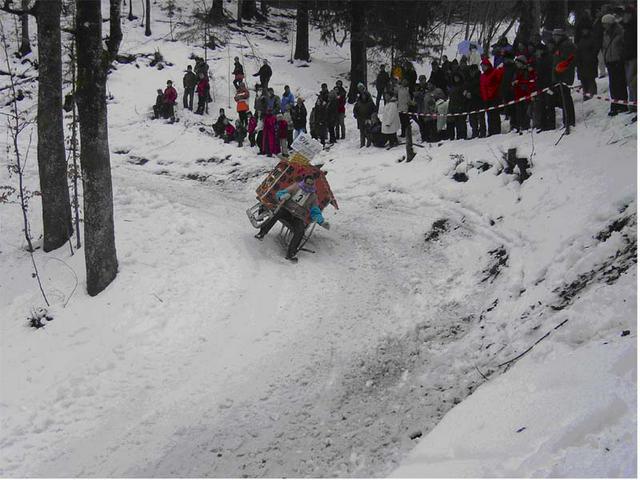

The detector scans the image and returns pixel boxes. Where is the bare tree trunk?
[242,0,256,20]
[76,0,118,296]
[144,0,151,36]
[544,0,566,30]
[207,0,224,23]
[260,0,268,17]
[347,0,366,104]
[19,0,31,56]
[237,0,243,27]
[36,0,72,252]
[293,0,309,62]
[127,0,135,20]
[107,0,122,58]
[465,1,471,40]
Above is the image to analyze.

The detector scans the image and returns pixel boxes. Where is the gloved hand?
[320,221,331,230]
[278,192,291,201]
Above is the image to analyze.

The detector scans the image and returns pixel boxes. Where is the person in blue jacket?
[280,85,295,113]
[255,175,330,262]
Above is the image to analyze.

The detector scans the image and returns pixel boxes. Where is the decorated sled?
[246,134,338,253]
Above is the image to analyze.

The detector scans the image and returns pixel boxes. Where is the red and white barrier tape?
[568,83,638,106]
[398,82,636,118]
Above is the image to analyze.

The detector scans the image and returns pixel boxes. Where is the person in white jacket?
[381,93,400,147]
[468,43,482,66]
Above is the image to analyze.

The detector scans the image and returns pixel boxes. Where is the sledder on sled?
[246,134,339,262]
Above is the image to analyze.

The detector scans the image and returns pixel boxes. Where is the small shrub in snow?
[28,307,53,329]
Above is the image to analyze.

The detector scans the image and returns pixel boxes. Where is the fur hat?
[601,14,617,24]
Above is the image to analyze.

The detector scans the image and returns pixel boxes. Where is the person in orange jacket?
[234,81,250,126]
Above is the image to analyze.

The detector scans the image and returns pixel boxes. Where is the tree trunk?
[107,0,122,59]
[36,0,72,252]
[144,0,151,36]
[293,0,309,62]
[207,0,224,23]
[127,0,135,20]
[19,0,31,56]
[242,0,256,20]
[237,0,243,27]
[464,1,471,40]
[76,0,118,296]
[260,0,268,17]
[347,0,366,104]
[544,0,566,30]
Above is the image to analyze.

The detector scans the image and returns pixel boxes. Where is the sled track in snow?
[106,165,508,477]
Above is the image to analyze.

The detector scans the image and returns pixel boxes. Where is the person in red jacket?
[223,119,236,143]
[195,73,209,115]
[163,80,178,122]
[512,55,537,132]
[479,58,504,136]
[262,108,279,157]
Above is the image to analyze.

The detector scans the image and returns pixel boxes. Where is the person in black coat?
[353,83,376,147]
[532,43,556,131]
[326,90,339,144]
[375,64,390,110]
[253,60,272,90]
[464,66,486,138]
[576,26,599,98]
[499,52,517,131]
[622,6,637,113]
[232,57,245,89]
[182,65,197,110]
[291,97,308,138]
[428,60,448,92]
[448,72,467,140]
[312,97,329,146]
[404,60,418,96]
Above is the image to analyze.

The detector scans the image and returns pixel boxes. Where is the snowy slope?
[0,3,637,477]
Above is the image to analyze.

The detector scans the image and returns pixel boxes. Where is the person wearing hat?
[253,59,272,90]
[182,65,197,110]
[428,60,448,93]
[381,92,401,147]
[254,174,329,263]
[234,81,250,127]
[512,55,537,132]
[195,72,210,115]
[499,51,518,132]
[162,80,178,122]
[468,43,481,67]
[602,13,628,115]
[353,82,376,147]
[480,57,503,136]
[551,28,576,127]
[152,88,164,119]
[232,56,244,89]
[491,36,513,68]
[291,97,307,140]
[375,64,390,110]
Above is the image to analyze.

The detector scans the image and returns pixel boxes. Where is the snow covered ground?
[0,3,637,477]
